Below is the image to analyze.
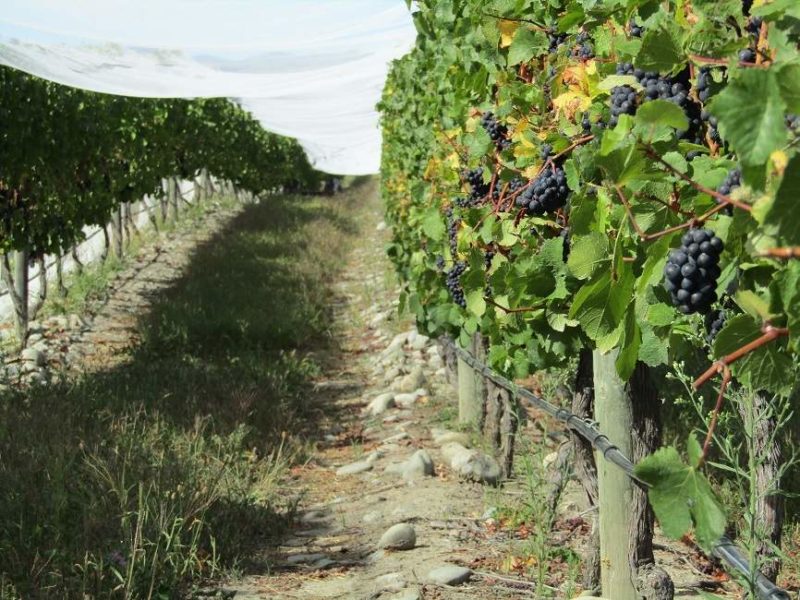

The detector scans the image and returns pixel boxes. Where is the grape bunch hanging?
[515,166,570,215]
[480,112,511,151]
[446,261,467,307]
[663,228,724,314]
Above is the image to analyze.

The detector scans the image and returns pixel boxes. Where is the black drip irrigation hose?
[444,338,791,600]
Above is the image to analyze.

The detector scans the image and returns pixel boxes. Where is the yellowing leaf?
[446,152,461,169]
[553,91,591,119]
[771,150,789,175]
[499,20,518,48]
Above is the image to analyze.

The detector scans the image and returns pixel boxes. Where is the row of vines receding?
[379,0,800,596]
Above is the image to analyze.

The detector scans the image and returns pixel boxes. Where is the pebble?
[381,431,409,444]
[390,589,421,600]
[374,572,406,593]
[410,334,429,350]
[394,390,424,408]
[395,365,425,393]
[363,510,382,524]
[20,347,45,367]
[336,460,373,476]
[426,565,473,586]
[378,523,416,550]
[442,443,501,486]
[402,449,435,480]
[365,392,395,416]
[286,552,326,565]
[431,428,471,447]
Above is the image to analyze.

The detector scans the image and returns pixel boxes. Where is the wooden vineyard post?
[458,334,485,427]
[169,177,180,221]
[593,348,637,600]
[1,250,30,345]
[112,205,124,259]
[160,179,169,224]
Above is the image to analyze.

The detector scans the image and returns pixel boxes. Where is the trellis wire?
[444,338,790,600]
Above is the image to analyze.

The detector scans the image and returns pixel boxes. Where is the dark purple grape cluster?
[745,16,762,36]
[446,261,467,307]
[617,64,702,140]
[560,226,571,262]
[629,20,643,37]
[574,32,594,59]
[481,112,511,151]
[445,207,460,255]
[460,167,491,206]
[435,255,445,271]
[581,114,592,133]
[548,28,567,53]
[515,166,570,215]
[663,228,724,314]
[739,48,756,63]
[484,249,495,270]
[717,168,741,197]
[696,67,713,103]
[786,114,800,134]
[540,143,553,160]
[704,308,727,344]
[609,85,638,126]
[701,109,723,144]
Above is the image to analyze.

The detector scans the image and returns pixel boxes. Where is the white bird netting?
[0,0,416,174]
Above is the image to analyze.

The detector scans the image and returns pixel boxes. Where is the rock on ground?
[378,523,416,550]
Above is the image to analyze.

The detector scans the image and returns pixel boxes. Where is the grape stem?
[697,365,731,469]
[480,12,546,28]
[692,325,790,390]
[486,297,545,313]
[640,144,753,213]
[688,54,770,69]
[759,246,800,259]
[614,185,730,241]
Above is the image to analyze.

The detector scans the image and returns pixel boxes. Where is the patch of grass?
[0,183,372,598]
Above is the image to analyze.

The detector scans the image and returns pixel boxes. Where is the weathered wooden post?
[1,250,30,344]
[458,334,485,427]
[112,206,124,258]
[169,177,180,221]
[593,348,637,600]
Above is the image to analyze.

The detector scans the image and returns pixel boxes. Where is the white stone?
[365,392,396,416]
[403,449,435,480]
[410,334,429,350]
[374,572,406,593]
[431,428,471,447]
[378,523,416,550]
[393,390,424,408]
[381,432,410,444]
[20,347,45,367]
[376,221,387,231]
[336,460,373,476]
[286,552,326,565]
[426,565,472,586]
[441,443,501,486]
[395,365,426,393]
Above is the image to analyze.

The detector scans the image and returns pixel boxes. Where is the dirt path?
[226,189,527,600]
[224,184,736,600]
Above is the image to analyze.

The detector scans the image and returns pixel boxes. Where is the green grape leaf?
[709,69,787,167]
[764,154,800,245]
[422,208,446,240]
[466,289,487,317]
[634,445,727,550]
[635,100,689,131]
[569,267,634,341]
[616,308,641,380]
[712,314,794,395]
[508,28,546,65]
[567,231,609,280]
[636,22,684,73]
